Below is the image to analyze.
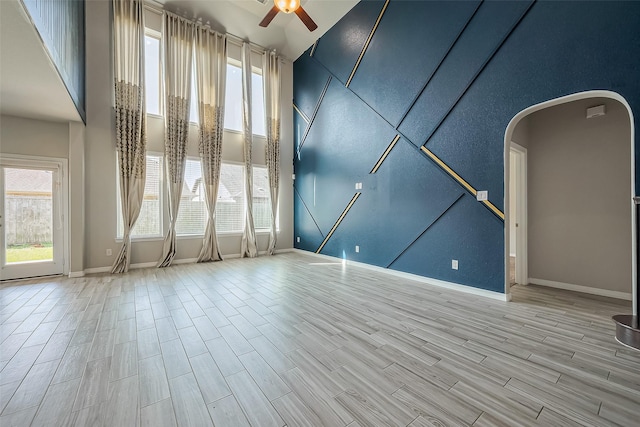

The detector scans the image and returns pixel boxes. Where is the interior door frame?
[510,142,528,287]
[0,154,69,279]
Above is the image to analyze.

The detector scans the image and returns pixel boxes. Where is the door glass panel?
[4,168,53,264]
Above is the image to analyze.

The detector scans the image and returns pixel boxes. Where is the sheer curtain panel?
[158,13,195,267]
[195,28,227,263]
[263,50,281,255]
[111,0,147,274]
[240,42,258,258]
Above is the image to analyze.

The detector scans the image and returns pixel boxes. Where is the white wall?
[84,0,294,270]
[0,115,69,158]
[526,97,632,295]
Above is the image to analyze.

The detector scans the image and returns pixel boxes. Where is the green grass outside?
[6,243,53,263]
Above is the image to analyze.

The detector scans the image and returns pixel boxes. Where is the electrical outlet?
[355,182,363,190]
[355,245,360,253]
[476,190,488,201]
[296,236,300,243]
[452,259,458,270]
[106,249,112,256]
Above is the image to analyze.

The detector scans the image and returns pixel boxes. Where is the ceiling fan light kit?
[276,0,300,13]
[259,0,318,31]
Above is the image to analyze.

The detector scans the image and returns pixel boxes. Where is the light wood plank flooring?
[1,251,638,426]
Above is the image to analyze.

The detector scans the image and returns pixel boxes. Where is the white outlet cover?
[355,245,360,253]
[452,259,458,270]
[296,237,300,243]
[476,190,488,201]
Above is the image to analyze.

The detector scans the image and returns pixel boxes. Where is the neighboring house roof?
[4,168,52,195]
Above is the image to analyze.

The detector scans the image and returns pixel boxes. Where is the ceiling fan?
[259,0,318,31]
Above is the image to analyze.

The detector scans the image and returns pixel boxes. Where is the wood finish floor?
[0,251,639,426]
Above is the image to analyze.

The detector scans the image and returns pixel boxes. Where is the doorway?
[504,90,636,316]
[509,143,527,287]
[0,155,67,280]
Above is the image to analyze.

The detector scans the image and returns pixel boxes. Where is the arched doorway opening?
[503,91,636,317]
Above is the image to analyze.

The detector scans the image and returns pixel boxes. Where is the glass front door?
[0,159,64,280]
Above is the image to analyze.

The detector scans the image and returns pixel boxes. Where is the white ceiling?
[0,0,357,124]
[157,0,359,60]
[0,0,82,123]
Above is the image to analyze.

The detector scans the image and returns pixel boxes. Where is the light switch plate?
[452,259,458,270]
[476,190,488,201]
[355,245,360,253]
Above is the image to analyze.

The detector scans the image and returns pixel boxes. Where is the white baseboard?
[68,271,85,278]
[172,258,198,265]
[82,247,296,276]
[292,249,508,301]
[528,277,632,301]
[83,266,111,274]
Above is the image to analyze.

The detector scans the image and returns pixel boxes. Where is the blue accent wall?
[293,0,640,293]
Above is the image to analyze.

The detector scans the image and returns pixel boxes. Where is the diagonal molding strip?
[370,134,401,174]
[421,146,504,219]
[387,193,465,267]
[316,192,362,253]
[345,0,390,88]
[294,186,325,240]
[309,41,318,57]
[298,76,332,152]
[419,1,535,148]
[293,103,310,123]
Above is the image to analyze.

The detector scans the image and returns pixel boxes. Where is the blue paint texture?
[293,0,640,293]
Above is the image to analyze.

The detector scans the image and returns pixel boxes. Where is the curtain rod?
[143,0,290,61]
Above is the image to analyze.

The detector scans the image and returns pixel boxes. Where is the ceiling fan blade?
[295,6,318,31]
[259,5,280,27]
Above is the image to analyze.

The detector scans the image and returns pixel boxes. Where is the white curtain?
[195,28,227,263]
[158,13,195,267]
[240,43,258,258]
[111,0,146,274]
[263,51,281,255]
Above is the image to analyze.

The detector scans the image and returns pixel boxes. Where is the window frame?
[144,30,163,118]
[220,60,267,137]
[115,152,165,242]
[251,164,274,232]
[172,159,273,238]
[175,156,207,238]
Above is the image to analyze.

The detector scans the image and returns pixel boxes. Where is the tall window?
[143,36,266,135]
[174,161,272,235]
[144,35,161,115]
[216,163,244,233]
[176,159,206,235]
[223,63,266,136]
[117,155,162,238]
[252,166,272,230]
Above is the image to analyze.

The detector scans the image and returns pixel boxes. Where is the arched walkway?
[503,91,636,316]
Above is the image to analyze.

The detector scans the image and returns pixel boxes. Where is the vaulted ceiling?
[156,0,359,60]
